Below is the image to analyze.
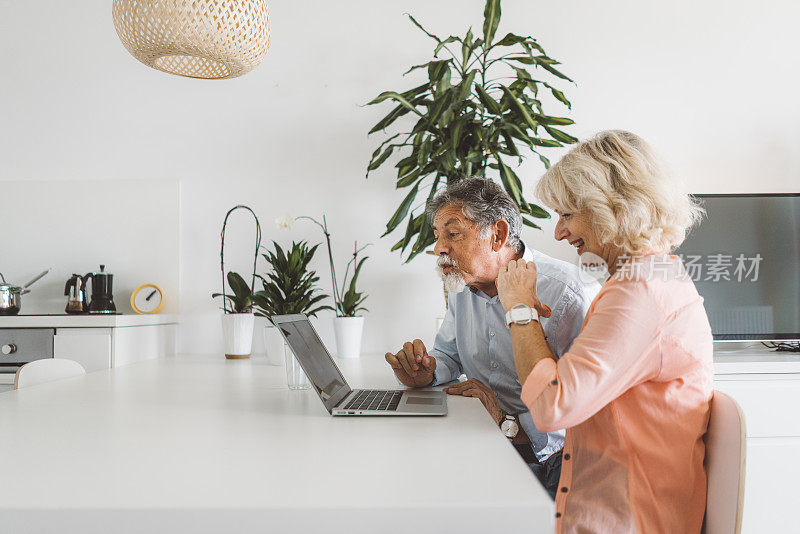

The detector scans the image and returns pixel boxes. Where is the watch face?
[501,419,519,438]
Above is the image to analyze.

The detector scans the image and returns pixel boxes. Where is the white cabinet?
[53,329,112,372]
[54,324,177,372]
[713,352,800,534]
[0,315,178,379]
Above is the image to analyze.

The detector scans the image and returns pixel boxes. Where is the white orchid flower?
[275,213,294,230]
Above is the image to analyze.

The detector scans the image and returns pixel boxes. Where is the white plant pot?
[221,313,255,359]
[333,316,364,359]
[263,323,286,366]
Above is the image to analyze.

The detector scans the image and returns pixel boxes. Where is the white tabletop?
[0,354,553,534]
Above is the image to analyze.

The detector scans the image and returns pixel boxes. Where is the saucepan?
[0,269,50,315]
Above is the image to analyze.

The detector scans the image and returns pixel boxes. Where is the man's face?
[432,204,498,292]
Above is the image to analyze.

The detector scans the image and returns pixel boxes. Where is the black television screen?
[676,194,800,341]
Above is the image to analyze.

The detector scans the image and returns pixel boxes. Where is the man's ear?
[492,219,510,252]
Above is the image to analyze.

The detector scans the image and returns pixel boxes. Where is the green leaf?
[367,145,394,170]
[383,182,419,236]
[461,28,473,67]
[482,0,501,47]
[495,156,524,206]
[474,84,500,114]
[427,60,451,84]
[533,114,574,126]
[406,14,442,44]
[493,32,527,47]
[544,83,571,109]
[522,216,542,229]
[367,91,424,118]
[227,271,251,301]
[537,61,574,83]
[500,86,539,131]
[521,203,551,219]
[457,69,477,102]
[434,36,461,57]
[543,124,578,144]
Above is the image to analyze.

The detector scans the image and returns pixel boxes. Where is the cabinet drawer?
[0,328,54,366]
[714,375,800,437]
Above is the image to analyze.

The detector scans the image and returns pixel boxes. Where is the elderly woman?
[496,130,713,533]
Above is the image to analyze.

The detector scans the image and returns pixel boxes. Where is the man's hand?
[444,378,505,424]
[497,259,552,318]
[385,339,436,388]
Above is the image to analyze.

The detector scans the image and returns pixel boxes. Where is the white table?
[0,354,553,534]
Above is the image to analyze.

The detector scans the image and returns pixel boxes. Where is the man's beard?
[436,255,467,294]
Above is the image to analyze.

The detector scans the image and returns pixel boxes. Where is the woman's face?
[553,209,606,260]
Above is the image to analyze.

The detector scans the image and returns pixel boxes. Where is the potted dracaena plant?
[212,205,261,359]
[365,0,577,262]
[252,240,333,365]
[291,215,371,359]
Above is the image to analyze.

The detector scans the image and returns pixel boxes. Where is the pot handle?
[23,269,50,289]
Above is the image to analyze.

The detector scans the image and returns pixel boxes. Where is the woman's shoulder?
[604,254,702,314]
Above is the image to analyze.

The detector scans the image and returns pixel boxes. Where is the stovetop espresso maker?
[67,265,116,314]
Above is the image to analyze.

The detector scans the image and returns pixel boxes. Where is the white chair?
[14,358,86,389]
[703,390,746,534]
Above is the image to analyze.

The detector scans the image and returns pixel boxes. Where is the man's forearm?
[509,316,557,387]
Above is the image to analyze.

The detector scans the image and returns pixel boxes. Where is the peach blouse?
[521,255,714,533]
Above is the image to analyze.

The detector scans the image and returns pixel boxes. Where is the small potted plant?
[291,215,370,358]
[332,242,370,358]
[212,205,261,359]
[252,240,333,365]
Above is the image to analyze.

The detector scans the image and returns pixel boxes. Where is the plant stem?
[296,215,342,317]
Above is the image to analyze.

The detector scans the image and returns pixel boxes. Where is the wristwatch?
[505,303,539,327]
[500,414,519,439]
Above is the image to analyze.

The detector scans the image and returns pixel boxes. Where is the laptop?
[272,314,447,416]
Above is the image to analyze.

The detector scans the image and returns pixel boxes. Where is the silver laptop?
[272,314,447,416]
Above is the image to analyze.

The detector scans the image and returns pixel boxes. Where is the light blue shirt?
[430,243,601,461]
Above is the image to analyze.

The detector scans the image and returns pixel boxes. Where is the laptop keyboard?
[343,390,403,411]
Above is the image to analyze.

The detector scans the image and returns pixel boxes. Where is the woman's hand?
[497,259,552,318]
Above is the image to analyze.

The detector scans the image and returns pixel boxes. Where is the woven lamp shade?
[112,0,270,79]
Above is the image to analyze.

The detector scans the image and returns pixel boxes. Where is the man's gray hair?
[426,177,523,253]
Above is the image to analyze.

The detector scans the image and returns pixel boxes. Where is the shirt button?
[491,362,499,369]
[561,487,569,493]
[489,331,495,337]
[555,513,562,518]
[551,380,558,386]
[564,453,571,461]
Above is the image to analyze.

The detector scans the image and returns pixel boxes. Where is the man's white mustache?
[437,256,457,269]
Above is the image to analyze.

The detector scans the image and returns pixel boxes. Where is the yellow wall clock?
[130,284,164,314]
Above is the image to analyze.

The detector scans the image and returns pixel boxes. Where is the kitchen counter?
[0,313,178,328]
[0,354,553,534]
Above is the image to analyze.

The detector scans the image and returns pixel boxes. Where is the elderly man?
[385,178,600,498]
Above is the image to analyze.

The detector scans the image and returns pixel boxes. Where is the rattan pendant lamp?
[112,0,270,79]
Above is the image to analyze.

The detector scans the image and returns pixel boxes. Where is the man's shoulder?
[530,249,601,304]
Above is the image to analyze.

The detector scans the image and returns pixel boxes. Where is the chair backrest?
[14,358,87,389]
[702,390,746,534]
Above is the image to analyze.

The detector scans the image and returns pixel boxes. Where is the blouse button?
[561,487,569,493]
[555,513,562,518]
[564,453,571,461]
[489,331,495,337]
[551,380,558,386]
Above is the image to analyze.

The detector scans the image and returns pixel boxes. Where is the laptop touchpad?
[406,396,443,405]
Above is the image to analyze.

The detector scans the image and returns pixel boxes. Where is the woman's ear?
[492,219,510,252]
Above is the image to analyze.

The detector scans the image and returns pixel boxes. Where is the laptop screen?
[274,316,351,411]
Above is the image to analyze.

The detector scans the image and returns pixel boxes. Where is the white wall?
[2,0,798,355]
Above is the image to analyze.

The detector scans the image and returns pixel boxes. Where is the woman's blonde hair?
[535,130,703,256]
